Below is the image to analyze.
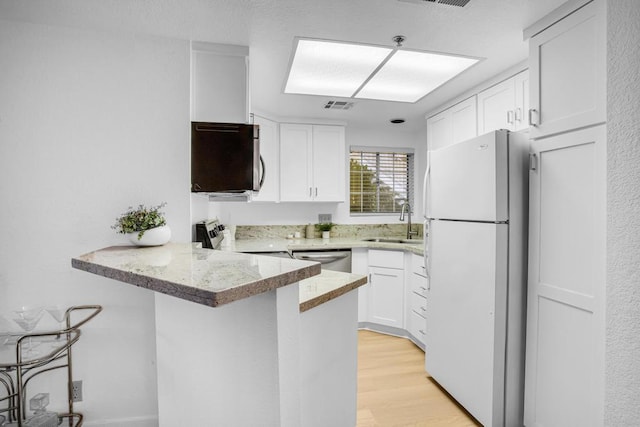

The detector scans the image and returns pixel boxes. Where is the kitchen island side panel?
[155,288,287,426]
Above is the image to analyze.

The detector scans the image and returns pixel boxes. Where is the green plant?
[112,202,167,240]
[315,222,335,232]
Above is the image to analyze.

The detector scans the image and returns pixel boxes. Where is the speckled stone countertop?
[299,270,368,313]
[221,237,424,256]
[218,237,423,312]
[71,243,321,307]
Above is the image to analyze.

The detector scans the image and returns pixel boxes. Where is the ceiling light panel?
[355,50,479,103]
[285,39,392,97]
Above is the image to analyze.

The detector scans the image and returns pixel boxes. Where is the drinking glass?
[12,306,44,357]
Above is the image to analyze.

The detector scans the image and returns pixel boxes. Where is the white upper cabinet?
[280,124,346,202]
[280,124,312,201]
[427,96,477,150]
[513,70,530,132]
[251,115,279,202]
[451,97,478,144]
[191,43,249,123]
[426,109,453,151]
[311,125,346,202]
[477,70,529,134]
[528,0,606,139]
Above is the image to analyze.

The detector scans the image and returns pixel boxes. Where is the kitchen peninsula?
[72,243,366,427]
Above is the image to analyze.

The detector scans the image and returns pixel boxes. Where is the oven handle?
[294,253,349,264]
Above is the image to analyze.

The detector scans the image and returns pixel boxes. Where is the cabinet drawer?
[411,253,427,276]
[411,273,428,298]
[410,292,427,319]
[368,249,404,269]
[409,310,427,344]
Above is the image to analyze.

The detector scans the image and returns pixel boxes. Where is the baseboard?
[83,415,158,427]
[358,322,425,352]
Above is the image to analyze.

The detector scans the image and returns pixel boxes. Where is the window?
[350,147,414,214]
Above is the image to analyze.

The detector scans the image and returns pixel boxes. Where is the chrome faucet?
[400,201,418,239]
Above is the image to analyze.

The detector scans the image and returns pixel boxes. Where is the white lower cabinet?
[369,266,404,329]
[356,249,427,349]
[408,254,428,346]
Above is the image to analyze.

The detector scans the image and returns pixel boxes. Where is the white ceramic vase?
[127,225,171,247]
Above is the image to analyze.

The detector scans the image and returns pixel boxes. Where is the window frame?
[349,146,415,216]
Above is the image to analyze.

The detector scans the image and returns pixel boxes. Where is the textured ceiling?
[0,0,566,131]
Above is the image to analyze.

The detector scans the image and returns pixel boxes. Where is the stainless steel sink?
[362,238,423,244]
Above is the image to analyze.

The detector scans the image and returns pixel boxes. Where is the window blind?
[350,149,414,214]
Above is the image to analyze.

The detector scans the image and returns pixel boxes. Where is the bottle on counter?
[305,223,315,239]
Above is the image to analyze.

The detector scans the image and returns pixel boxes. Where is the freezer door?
[427,130,509,222]
[425,220,508,426]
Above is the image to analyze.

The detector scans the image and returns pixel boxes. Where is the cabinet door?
[191,47,248,123]
[524,125,605,426]
[312,125,346,202]
[451,96,477,144]
[528,0,605,139]
[514,70,530,132]
[369,266,404,329]
[251,116,279,202]
[477,77,516,134]
[427,109,452,151]
[279,124,313,201]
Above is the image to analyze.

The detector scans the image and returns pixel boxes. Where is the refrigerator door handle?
[424,219,431,287]
[422,150,431,219]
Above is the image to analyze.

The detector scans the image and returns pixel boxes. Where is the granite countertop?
[218,236,423,312]
[221,237,425,256]
[71,243,321,307]
[299,270,367,313]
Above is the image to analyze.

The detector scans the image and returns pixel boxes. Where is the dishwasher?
[290,249,352,273]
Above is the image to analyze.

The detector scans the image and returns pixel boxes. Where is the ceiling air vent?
[324,100,355,110]
[399,0,472,7]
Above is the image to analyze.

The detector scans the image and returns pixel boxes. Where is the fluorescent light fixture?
[355,50,479,103]
[284,39,392,97]
[284,38,480,103]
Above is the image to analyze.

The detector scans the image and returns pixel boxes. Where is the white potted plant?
[315,222,335,239]
[112,202,171,246]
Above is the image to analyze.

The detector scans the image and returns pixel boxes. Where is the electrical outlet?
[318,214,332,223]
[72,380,83,402]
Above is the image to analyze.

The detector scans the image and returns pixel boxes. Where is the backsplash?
[235,223,424,240]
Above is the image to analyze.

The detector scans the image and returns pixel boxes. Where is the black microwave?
[191,122,264,193]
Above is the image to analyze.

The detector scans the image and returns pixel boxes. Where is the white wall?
[210,124,428,226]
[0,19,190,425]
[605,1,640,424]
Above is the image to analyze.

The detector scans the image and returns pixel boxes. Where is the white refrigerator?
[423,130,528,427]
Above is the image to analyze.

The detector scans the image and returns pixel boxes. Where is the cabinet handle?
[419,329,426,335]
[507,110,514,124]
[373,272,398,278]
[528,108,539,127]
[309,187,312,197]
[315,187,318,197]
[420,306,427,312]
[515,107,522,122]
[419,286,427,291]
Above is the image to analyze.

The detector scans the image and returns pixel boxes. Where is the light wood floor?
[357,330,481,427]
